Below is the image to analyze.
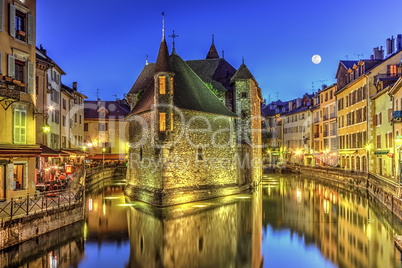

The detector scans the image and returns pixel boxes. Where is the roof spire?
[162,12,165,41]
[222,50,225,59]
[145,54,149,65]
[206,34,220,59]
[242,56,245,65]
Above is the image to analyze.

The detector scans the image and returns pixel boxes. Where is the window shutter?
[14,109,21,143]
[27,14,34,45]
[20,110,26,143]
[0,0,4,31]
[8,54,15,77]
[0,52,2,74]
[27,61,34,94]
[9,4,15,37]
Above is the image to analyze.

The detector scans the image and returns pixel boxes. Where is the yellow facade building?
[312,84,337,166]
[0,0,39,199]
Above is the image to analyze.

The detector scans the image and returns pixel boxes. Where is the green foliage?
[205,83,226,104]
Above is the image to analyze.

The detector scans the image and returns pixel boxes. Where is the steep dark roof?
[84,100,130,119]
[171,53,237,117]
[230,64,256,83]
[154,39,172,73]
[128,81,155,115]
[186,58,236,92]
[128,63,155,95]
[206,43,220,59]
[340,60,358,69]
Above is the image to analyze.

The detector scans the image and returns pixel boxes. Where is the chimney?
[296,98,302,108]
[386,36,395,55]
[288,101,292,111]
[397,34,402,51]
[72,82,77,91]
[373,47,384,60]
[322,84,327,90]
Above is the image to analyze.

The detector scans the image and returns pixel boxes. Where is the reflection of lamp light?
[82,146,87,177]
[364,143,373,185]
[102,147,106,170]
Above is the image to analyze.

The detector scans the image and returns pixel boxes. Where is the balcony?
[393,111,402,123]
[330,112,336,119]
[313,117,319,123]
[0,78,21,110]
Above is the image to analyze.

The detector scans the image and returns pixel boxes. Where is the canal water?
[2,174,402,268]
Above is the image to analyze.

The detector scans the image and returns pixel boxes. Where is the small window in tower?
[159,76,166,94]
[170,113,174,131]
[159,112,166,131]
[170,77,174,94]
[197,147,203,160]
[241,92,248,98]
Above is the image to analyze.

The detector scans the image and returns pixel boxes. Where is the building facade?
[0,0,39,199]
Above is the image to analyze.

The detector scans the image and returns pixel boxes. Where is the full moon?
[312,54,322,64]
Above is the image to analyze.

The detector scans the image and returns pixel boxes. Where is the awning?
[62,149,86,156]
[374,150,389,155]
[87,154,127,160]
[0,145,42,157]
[40,145,69,157]
[338,150,357,154]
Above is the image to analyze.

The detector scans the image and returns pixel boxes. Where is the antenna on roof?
[318,79,327,87]
[276,92,279,100]
[112,94,118,100]
[169,30,179,52]
[222,50,224,59]
[354,53,363,59]
[311,82,315,93]
[345,55,349,60]
[96,88,102,99]
[162,12,165,41]
[268,94,271,103]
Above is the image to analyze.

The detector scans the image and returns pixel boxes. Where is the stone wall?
[0,220,84,267]
[0,204,84,250]
[126,109,253,206]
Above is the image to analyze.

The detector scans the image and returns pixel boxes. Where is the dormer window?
[159,76,166,94]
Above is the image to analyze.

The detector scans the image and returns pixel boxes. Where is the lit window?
[170,77,174,94]
[15,10,26,41]
[159,76,166,94]
[159,113,166,131]
[13,163,26,190]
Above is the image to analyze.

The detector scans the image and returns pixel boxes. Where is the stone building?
[125,32,262,206]
[0,0,40,199]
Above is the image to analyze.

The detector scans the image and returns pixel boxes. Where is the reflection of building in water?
[262,175,402,268]
[86,184,128,241]
[0,221,84,267]
[126,190,262,267]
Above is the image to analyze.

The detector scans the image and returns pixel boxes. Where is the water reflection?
[2,175,402,267]
[125,191,263,267]
[262,175,402,268]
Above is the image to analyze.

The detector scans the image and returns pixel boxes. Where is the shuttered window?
[0,0,4,32]
[9,4,15,37]
[8,54,15,77]
[14,108,27,144]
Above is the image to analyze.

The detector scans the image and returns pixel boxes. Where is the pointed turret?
[206,35,220,59]
[154,39,172,73]
[231,62,256,82]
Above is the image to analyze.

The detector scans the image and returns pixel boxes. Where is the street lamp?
[102,147,106,171]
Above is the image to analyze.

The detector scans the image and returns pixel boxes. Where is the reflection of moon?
[312,54,321,64]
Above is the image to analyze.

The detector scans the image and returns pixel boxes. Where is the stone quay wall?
[298,166,402,221]
[0,204,84,250]
[85,166,127,188]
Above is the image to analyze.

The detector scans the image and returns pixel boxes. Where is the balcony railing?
[330,112,336,119]
[313,117,319,123]
[0,85,20,101]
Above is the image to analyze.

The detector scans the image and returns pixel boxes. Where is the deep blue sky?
[37,0,402,102]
